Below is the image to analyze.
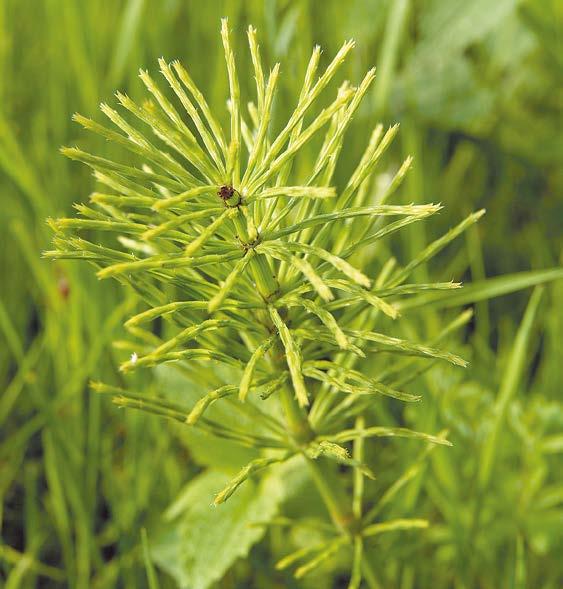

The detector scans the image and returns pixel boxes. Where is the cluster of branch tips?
[46,19,484,585]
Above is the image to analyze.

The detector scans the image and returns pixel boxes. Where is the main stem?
[250,249,356,535]
[278,384,355,535]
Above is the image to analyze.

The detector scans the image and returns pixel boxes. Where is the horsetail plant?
[45,19,484,585]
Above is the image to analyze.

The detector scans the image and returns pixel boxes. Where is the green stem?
[278,382,313,445]
[253,261,356,536]
[249,253,279,300]
[278,383,355,535]
[231,207,251,242]
[304,455,355,535]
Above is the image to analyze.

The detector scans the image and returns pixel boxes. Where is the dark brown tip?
[218,185,235,200]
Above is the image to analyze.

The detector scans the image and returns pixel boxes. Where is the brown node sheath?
[217,184,242,207]
[218,185,235,200]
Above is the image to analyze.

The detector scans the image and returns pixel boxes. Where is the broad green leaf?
[418,0,519,57]
[154,366,259,471]
[151,467,287,589]
[394,0,519,129]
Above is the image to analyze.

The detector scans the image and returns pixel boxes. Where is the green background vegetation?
[0,1,561,587]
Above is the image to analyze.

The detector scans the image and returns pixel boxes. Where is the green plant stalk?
[249,252,279,301]
[250,251,311,441]
[252,251,355,533]
[304,454,355,534]
[280,382,355,535]
[278,382,313,444]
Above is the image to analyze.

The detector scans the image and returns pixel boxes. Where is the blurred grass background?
[0,0,561,587]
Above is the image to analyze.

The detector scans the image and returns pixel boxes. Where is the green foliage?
[42,17,562,587]
[0,1,561,588]
[151,468,288,589]
[400,289,563,588]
